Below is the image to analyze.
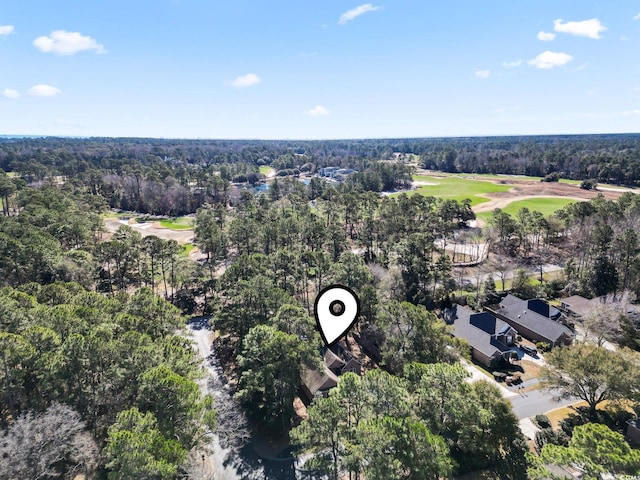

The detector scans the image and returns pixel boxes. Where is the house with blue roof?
[488,294,574,347]
[445,304,519,369]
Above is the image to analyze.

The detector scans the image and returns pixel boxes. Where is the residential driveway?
[508,386,578,419]
[461,360,518,398]
[514,346,547,366]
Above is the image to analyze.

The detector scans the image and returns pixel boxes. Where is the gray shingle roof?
[450,305,515,359]
[498,294,574,343]
[302,366,339,395]
[560,294,596,317]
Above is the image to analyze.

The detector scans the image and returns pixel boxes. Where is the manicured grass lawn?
[476,197,579,223]
[398,175,512,206]
[492,269,562,292]
[259,165,275,176]
[500,197,579,217]
[158,217,194,230]
[179,243,195,257]
[543,400,636,430]
[105,211,132,219]
[419,171,581,185]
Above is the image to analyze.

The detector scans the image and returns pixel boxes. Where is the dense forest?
[1,133,640,214]
[1,135,640,479]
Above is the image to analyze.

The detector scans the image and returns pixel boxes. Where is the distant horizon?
[1,131,640,143]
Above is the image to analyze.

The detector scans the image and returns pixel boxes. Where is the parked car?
[493,371,508,382]
[520,345,538,356]
[505,374,522,385]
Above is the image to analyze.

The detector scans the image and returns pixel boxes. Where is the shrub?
[559,413,585,437]
[534,414,552,429]
[580,179,598,190]
[602,405,635,434]
[542,172,560,182]
[535,341,551,352]
[535,427,569,452]
[466,294,477,308]
[232,174,248,183]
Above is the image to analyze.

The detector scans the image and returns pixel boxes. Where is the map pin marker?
[314,285,360,347]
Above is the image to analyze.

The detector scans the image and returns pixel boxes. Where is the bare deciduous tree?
[490,255,513,292]
[181,448,216,480]
[0,403,98,480]
[214,398,250,450]
[579,292,634,347]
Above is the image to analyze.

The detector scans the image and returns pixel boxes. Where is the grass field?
[105,211,133,219]
[476,197,579,223]
[259,166,275,176]
[158,217,194,230]
[179,243,195,257]
[419,171,582,184]
[395,175,513,206]
[490,269,563,292]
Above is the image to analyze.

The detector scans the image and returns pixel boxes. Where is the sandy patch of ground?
[412,180,439,186]
[598,186,639,194]
[104,218,194,244]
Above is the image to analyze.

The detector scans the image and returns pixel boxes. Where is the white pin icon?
[314,285,360,347]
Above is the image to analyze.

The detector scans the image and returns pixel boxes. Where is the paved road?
[459,263,563,286]
[188,320,302,480]
[508,383,578,419]
[464,360,576,419]
[188,321,249,480]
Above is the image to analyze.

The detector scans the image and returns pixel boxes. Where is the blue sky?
[1,1,640,139]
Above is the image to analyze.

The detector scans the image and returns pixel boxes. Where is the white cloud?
[27,84,61,97]
[33,30,106,55]
[502,60,522,68]
[634,12,640,20]
[537,31,556,41]
[305,105,329,117]
[0,25,15,36]
[635,87,640,92]
[553,18,606,39]
[339,4,380,25]
[474,70,490,79]
[228,73,261,88]
[2,88,20,99]
[623,109,640,115]
[528,51,573,69]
